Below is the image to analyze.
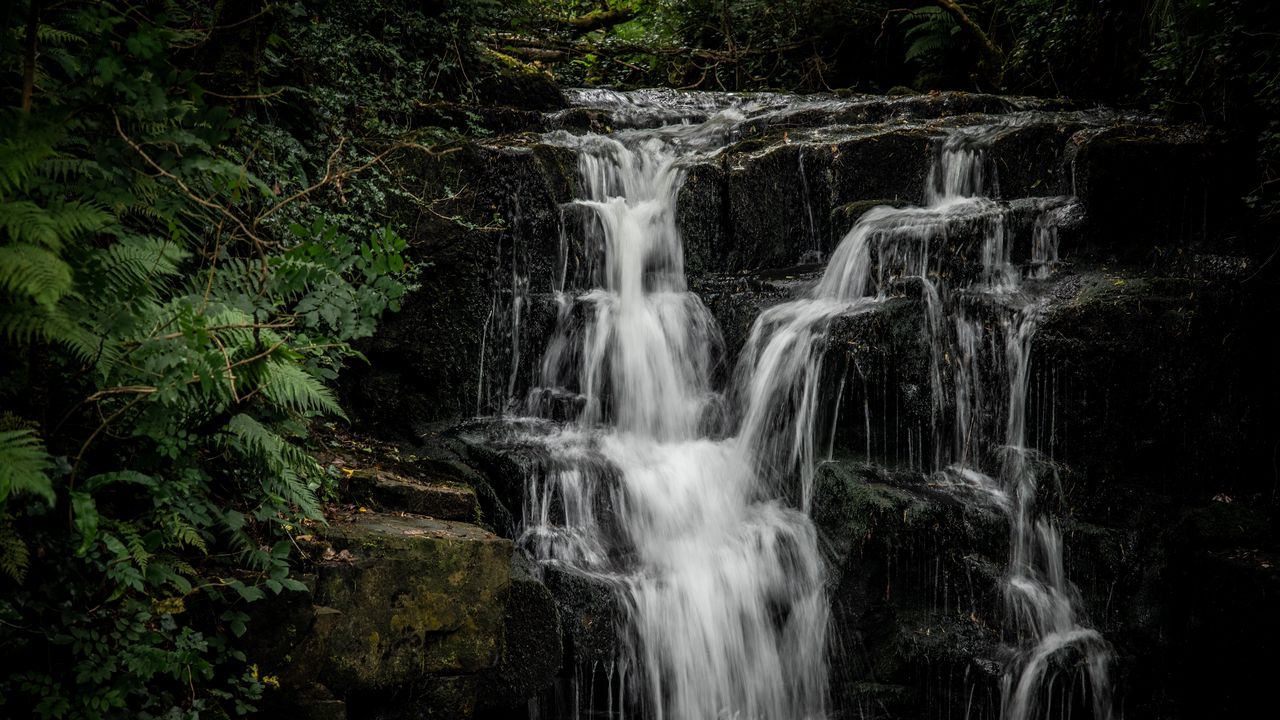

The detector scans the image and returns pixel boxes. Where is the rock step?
[247,511,564,720]
[344,468,479,522]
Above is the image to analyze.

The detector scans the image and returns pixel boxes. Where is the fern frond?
[89,235,188,299]
[38,155,105,184]
[0,138,54,196]
[48,200,113,240]
[0,201,61,248]
[0,515,30,582]
[258,361,345,418]
[902,6,960,64]
[0,303,55,345]
[0,429,55,505]
[165,512,209,553]
[117,521,151,572]
[221,413,323,518]
[0,243,74,305]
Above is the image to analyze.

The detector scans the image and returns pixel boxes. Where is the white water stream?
[522,112,828,720]
[513,97,1111,720]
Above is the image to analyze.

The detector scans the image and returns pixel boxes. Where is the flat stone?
[346,468,479,521]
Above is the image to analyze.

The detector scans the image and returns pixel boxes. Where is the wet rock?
[813,461,1006,720]
[830,198,904,234]
[696,269,814,363]
[1065,124,1231,259]
[725,143,832,269]
[477,554,563,716]
[342,141,578,429]
[823,291,935,467]
[317,515,510,682]
[546,107,614,133]
[1032,269,1280,503]
[677,159,729,276]
[825,128,935,210]
[541,565,621,667]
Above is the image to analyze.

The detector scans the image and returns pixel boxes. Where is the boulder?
[246,513,557,719]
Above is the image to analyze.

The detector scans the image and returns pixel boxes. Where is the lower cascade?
[508,95,1113,720]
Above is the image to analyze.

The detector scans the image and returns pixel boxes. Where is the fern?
[117,522,151,572]
[164,512,209,553]
[47,200,113,240]
[0,514,30,582]
[88,234,188,299]
[902,6,961,65]
[38,155,105,184]
[0,244,74,305]
[0,429,55,506]
[0,200,62,248]
[222,413,323,519]
[258,360,346,418]
[0,138,54,196]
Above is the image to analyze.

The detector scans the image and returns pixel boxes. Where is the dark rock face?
[1033,270,1279,503]
[477,555,563,717]
[337,90,1279,720]
[341,143,577,432]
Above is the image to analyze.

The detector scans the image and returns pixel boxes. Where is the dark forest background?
[1,1,1275,717]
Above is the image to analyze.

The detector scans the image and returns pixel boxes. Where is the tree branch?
[560,7,637,34]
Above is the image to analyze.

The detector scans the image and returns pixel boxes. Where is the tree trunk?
[22,0,41,112]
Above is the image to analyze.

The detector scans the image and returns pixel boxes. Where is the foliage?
[900,5,966,87]
[0,1,419,717]
[493,0,899,91]
[1140,0,1280,219]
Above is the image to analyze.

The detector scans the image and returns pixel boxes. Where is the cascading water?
[520,111,829,720]
[737,123,1113,720]
[511,93,1112,720]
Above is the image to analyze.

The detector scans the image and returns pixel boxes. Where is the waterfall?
[514,95,1111,720]
[521,111,829,720]
[737,125,1113,720]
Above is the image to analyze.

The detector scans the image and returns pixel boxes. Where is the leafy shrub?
[0,2,416,716]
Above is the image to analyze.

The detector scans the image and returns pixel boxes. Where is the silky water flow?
[508,100,1111,720]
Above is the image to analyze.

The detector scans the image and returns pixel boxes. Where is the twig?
[114,112,269,255]
[202,88,286,101]
[85,386,159,402]
[69,395,147,490]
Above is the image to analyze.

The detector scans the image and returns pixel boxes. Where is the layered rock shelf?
[307,89,1277,720]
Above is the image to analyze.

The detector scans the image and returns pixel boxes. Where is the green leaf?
[71,491,99,555]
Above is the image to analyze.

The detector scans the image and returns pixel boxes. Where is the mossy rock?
[312,514,512,687]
